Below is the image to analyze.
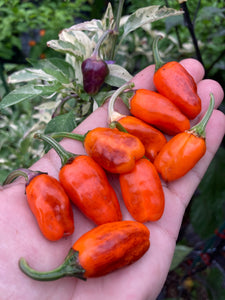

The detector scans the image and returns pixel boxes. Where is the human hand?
[0,59,224,300]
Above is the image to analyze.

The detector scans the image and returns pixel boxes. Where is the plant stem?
[179,1,204,66]
[190,93,215,138]
[19,249,86,281]
[108,82,135,123]
[34,133,76,166]
[109,0,125,60]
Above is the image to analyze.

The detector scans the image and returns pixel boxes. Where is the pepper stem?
[152,35,164,71]
[3,168,43,186]
[110,121,128,133]
[108,82,135,124]
[19,249,86,281]
[34,133,76,166]
[92,29,113,59]
[189,93,215,138]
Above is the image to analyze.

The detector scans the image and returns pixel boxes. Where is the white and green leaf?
[105,64,132,87]
[119,5,183,45]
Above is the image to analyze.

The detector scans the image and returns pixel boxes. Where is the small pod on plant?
[119,158,165,223]
[50,126,145,174]
[153,36,201,120]
[108,83,167,162]
[19,220,150,280]
[34,134,122,225]
[154,93,215,181]
[81,30,112,95]
[3,169,74,241]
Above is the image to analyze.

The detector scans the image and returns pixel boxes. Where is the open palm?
[0,59,224,300]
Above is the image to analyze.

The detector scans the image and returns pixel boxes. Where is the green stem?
[152,35,164,71]
[108,82,135,123]
[50,132,85,143]
[34,133,76,166]
[109,0,125,60]
[109,121,128,133]
[92,29,113,59]
[3,168,42,186]
[190,93,215,138]
[19,249,86,281]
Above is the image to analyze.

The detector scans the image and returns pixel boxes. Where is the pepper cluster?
[3,36,215,282]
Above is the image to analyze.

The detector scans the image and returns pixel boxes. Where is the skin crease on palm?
[0,59,224,300]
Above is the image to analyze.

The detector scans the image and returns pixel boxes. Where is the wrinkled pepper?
[35,134,122,225]
[154,93,214,182]
[107,83,167,162]
[3,169,74,241]
[129,89,190,135]
[19,221,150,280]
[119,158,165,222]
[153,36,201,120]
[50,127,145,174]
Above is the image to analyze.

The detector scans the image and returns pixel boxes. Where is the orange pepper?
[129,89,190,135]
[19,221,150,280]
[154,94,215,181]
[3,169,74,241]
[51,127,145,174]
[107,83,167,162]
[153,36,201,119]
[35,134,122,225]
[84,127,145,173]
[119,158,165,222]
[116,116,167,162]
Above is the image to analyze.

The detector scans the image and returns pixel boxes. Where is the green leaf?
[34,82,63,98]
[93,90,114,107]
[28,58,75,84]
[170,245,193,271]
[8,68,55,84]
[44,110,76,136]
[0,85,43,109]
[119,5,183,45]
[105,64,133,87]
[190,147,225,239]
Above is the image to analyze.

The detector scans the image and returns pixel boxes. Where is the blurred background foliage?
[0,1,224,299]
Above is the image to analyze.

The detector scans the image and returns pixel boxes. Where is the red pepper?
[19,221,150,280]
[35,134,122,225]
[154,94,214,181]
[119,158,165,222]
[153,36,201,119]
[3,169,74,241]
[129,89,190,135]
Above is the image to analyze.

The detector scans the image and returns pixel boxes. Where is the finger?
[180,58,205,83]
[190,79,224,126]
[167,109,225,210]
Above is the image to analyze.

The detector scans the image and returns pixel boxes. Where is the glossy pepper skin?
[81,57,109,95]
[26,174,74,241]
[120,158,165,222]
[129,89,190,135]
[19,221,150,280]
[153,36,201,119]
[154,94,215,182]
[117,115,167,162]
[34,133,122,225]
[154,62,201,119]
[59,155,122,225]
[84,127,145,173]
[154,132,206,182]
